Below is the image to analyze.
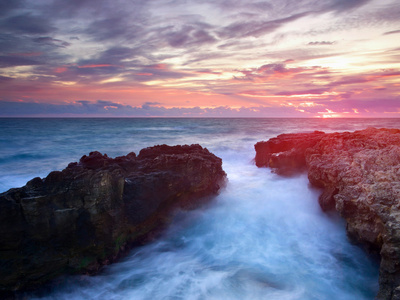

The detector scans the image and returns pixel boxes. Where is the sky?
[0,0,399,118]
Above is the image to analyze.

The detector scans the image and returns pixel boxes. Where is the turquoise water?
[2,118,399,299]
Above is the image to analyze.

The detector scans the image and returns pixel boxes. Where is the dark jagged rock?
[0,144,226,293]
[255,128,400,299]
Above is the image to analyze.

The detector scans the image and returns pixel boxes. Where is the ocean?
[1,118,400,299]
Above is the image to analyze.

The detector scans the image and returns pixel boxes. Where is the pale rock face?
[255,128,400,300]
[0,144,226,293]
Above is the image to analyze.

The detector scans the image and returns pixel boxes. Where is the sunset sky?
[0,0,399,117]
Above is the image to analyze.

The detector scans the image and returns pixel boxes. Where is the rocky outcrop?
[0,144,226,293]
[255,128,400,300]
[254,131,326,175]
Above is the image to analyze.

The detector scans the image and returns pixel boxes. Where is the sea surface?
[1,118,400,300]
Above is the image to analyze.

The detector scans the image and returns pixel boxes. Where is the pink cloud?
[150,64,168,70]
[54,67,68,73]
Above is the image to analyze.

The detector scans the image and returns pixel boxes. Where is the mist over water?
[2,118,399,299]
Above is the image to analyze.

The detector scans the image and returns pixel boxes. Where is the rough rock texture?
[254,131,326,175]
[0,144,226,293]
[255,128,400,300]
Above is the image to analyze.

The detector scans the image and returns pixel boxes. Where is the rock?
[254,131,325,175]
[0,144,226,293]
[254,128,400,299]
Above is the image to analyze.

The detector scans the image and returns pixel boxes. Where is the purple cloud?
[34,37,71,48]
[166,26,217,48]
[1,13,54,34]
[0,55,42,68]
[0,100,304,117]
[383,29,400,35]
[219,12,309,39]
[275,88,330,96]
[308,41,336,45]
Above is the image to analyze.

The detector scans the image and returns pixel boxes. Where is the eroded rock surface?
[255,128,400,299]
[0,144,226,293]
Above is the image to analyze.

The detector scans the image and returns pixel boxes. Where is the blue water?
[1,118,399,299]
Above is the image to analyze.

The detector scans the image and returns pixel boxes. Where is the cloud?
[0,75,13,82]
[383,29,400,35]
[0,55,42,68]
[34,37,71,48]
[308,41,336,45]
[318,98,400,113]
[235,62,325,82]
[129,64,190,82]
[165,25,217,48]
[0,100,309,117]
[2,95,399,118]
[326,0,372,13]
[333,76,371,85]
[0,0,22,16]
[218,12,309,39]
[328,70,400,87]
[1,13,54,34]
[85,17,142,42]
[143,101,162,106]
[275,88,330,96]
[0,0,398,116]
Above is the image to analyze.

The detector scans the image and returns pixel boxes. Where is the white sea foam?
[30,156,378,300]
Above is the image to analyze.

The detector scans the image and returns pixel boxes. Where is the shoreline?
[255,127,400,299]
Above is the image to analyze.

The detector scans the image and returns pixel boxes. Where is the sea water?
[1,118,399,299]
